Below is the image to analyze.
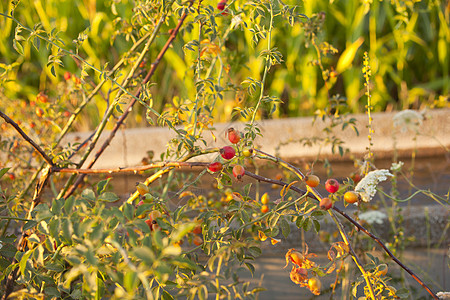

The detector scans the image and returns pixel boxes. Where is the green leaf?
[50,65,56,77]
[43,287,60,297]
[280,209,297,216]
[133,247,155,265]
[98,192,119,202]
[123,203,134,220]
[161,290,174,300]
[82,189,96,201]
[161,245,181,257]
[37,221,50,235]
[366,253,377,264]
[248,246,262,258]
[51,198,63,215]
[19,250,32,275]
[124,271,138,292]
[64,196,75,214]
[170,223,196,243]
[395,288,410,298]
[0,168,10,179]
[280,218,290,238]
[27,233,40,244]
[96,178,111,195]
[135,203,152,218]
[0,257,11,271]
[36,209,53,222]
[244,262,255,276]
[23,220,37,232]
[61,219,73,243]
[90,224,103,241]
[0,242,17,258]
[313,219,320,233]
[250,287,266,294]
[13,40,24,55]
[352,279,362,297]
[48,218,60,237]
[45,262,64,272]
[302,218,312,232]
[172,257,197,270]
[310,210,325,219]
[152,230,164,249]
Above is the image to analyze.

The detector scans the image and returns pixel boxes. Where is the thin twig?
[52,161,211,174]
[125,148,218,204]
[0,110,54,167]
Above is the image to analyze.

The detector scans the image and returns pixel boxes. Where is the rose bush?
[0,0,447,299]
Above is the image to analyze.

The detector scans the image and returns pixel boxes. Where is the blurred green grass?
[0,0,448,129]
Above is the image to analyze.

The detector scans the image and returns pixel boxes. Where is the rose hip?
[220,146,236,160]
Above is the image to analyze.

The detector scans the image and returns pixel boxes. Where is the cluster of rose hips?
[34,91,72,120]
[207,127,251,182]
[286,249,321,295]
[304,174,361,210]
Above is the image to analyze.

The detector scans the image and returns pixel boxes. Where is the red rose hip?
[325,179,339,193]
[220,146,236,160]
[260,205,269,213]
[64,72,72,80]
[319,197,333,210]
[208,162,223,173]
[193,225,202,235]
[217,0,226,11]
[227,128,241,144]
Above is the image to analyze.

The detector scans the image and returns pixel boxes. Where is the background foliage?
[1,0,448,131]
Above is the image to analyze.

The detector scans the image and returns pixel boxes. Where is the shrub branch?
[0,110,55,167]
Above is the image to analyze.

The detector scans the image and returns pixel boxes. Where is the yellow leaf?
[335,37,364,74]
[179,191,195,198]
[270,238,281,245]
[258,230,268,241]
[232,192,243,201]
